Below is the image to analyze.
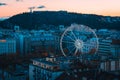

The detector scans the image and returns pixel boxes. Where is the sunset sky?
[0,0,120,17]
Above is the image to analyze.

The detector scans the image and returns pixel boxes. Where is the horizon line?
[1,10,120,18]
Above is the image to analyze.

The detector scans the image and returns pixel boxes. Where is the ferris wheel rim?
[60,24,99,57]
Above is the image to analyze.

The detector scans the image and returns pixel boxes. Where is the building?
[29,56,100,80]
[3,64,28,80]
[29,57,63,80]
[29,30,57,54]
[100,58,120,72]
[111,39,120,58]
[98,39,112,59]
[19,35,24,54]
[59,25,65,32]
[0,39,16,55]
[111,44,120,57]
[15,34,31,55]
[14,25,20,32]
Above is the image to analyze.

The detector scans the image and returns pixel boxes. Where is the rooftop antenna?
[29,7,35,13]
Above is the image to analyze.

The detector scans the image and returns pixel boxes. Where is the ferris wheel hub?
[74,39,83,49]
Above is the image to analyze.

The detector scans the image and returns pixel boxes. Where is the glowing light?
[0,40,6,42]
[75,39,83,49]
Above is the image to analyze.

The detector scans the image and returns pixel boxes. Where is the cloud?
[0,3,7,6]
[37,5,45,9]
[28,5,45,11]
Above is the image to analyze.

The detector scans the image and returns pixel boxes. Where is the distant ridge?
[0,11,120,30]
[0,17,9,21]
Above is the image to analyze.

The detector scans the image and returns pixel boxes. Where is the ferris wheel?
[60,24,99,57]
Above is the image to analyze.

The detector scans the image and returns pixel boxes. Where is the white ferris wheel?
[60,24,99,57]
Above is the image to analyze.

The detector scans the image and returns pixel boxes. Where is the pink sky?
[0,0,120,17]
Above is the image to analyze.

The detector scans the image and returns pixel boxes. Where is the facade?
[29,57,63,80]
[29,57,76,80]
[111,39,120,57]
[100,58,120,72]
[111,44,120,57]
[29,56,100,80]
[98,39,112,56]
[0,39,16,55]
[19,35,24,54]
[3,65,28,80]
[14,29,61,55]
[15,34,31,55]
[29,30,57,54]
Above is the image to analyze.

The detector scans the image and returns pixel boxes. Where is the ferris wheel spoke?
[63,45,75,51]
[83,43,87,46]
[69,47,76,54]
[74,49,78,55]
[77,35,80,39]
[62,40,75,44]
[70,30,78,40]
[67,45,75,49]
[78,49,82,53]
[64,33,76,41]
[66,35,75,41]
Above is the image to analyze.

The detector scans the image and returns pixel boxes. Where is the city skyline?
[0,0,120,17]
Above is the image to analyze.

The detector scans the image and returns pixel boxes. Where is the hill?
[0,11,120,30]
